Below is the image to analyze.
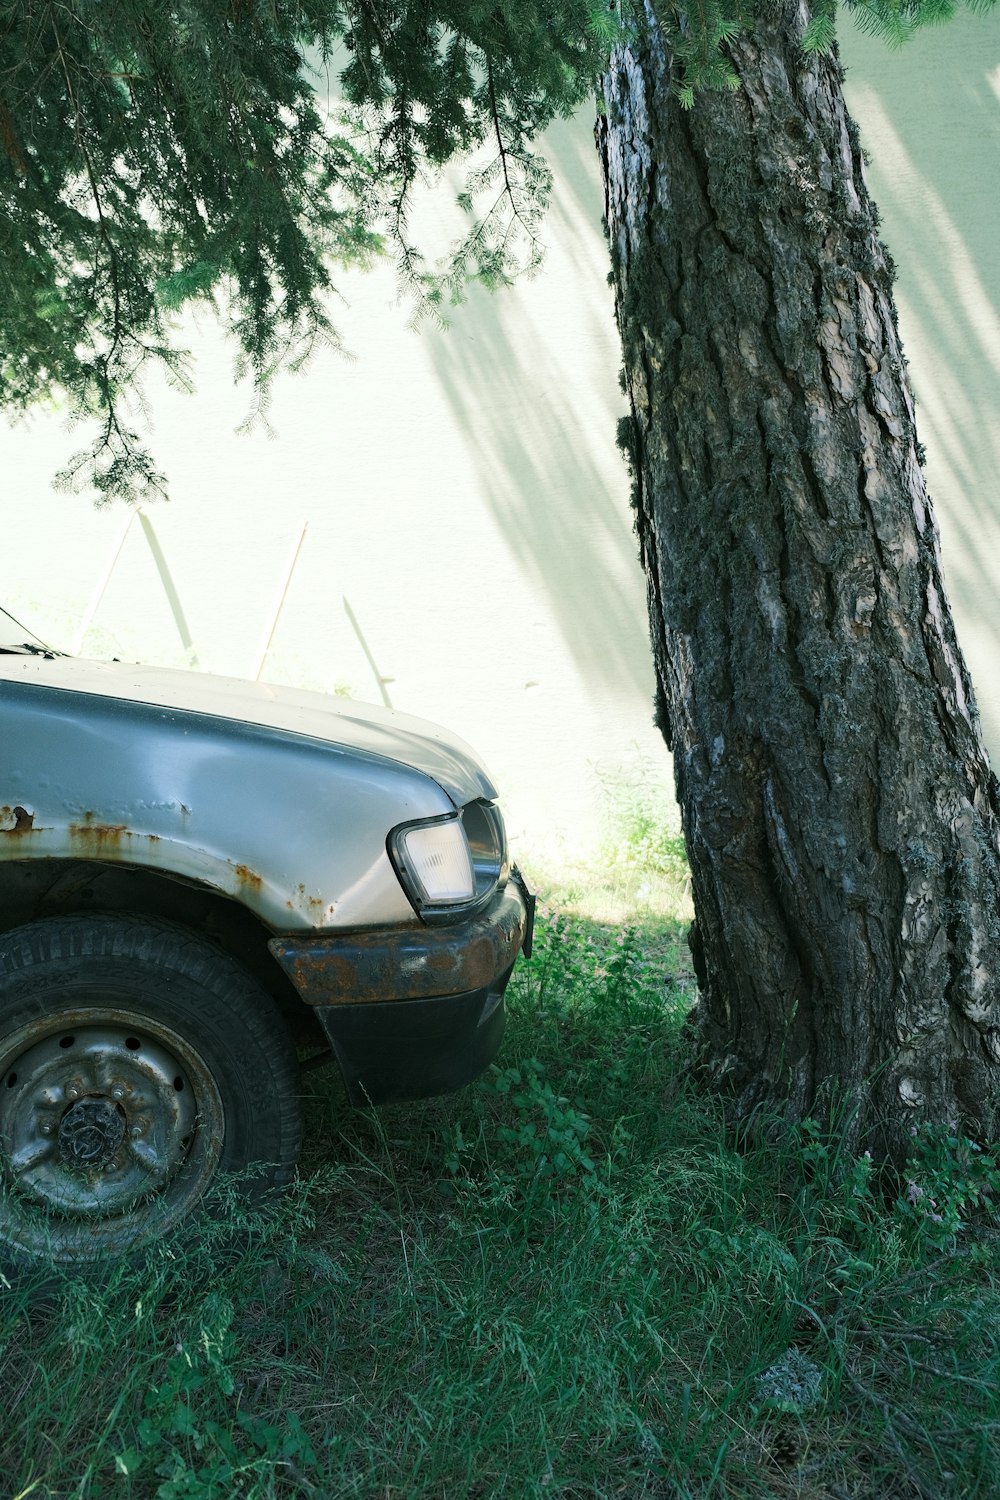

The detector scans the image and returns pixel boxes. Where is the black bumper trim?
[314,973,510,1105]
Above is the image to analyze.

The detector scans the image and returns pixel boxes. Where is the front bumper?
[267,874,534,1105]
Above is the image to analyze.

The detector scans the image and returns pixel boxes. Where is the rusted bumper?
[267,876,533,1009]
[266,874,534,1105]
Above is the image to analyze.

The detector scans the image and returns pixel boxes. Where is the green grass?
[3,878,1000,1499]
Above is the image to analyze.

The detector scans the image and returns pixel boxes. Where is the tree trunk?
[597,1,1000,1154]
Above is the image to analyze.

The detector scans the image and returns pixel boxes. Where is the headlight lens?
[391,816,475,908]
[389,802,508,917]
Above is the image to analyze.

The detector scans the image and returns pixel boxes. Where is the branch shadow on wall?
[423,116,655,709]
[841,14,1000,750]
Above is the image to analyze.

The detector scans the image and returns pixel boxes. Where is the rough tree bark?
[597,0,1000,1153]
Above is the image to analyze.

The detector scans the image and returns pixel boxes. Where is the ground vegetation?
[3,874,999,1497]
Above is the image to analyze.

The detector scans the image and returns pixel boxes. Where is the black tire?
[0,914,301,1268]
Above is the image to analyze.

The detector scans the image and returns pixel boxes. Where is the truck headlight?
[390,815,475,910]
[389,802,508,918]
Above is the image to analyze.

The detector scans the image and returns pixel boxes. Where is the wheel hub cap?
[57,1095,127,1170]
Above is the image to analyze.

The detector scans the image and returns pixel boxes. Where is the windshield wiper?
[0,605,63,656]
[0,642,60,657]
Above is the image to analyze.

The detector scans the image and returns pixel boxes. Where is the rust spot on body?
[69,821,129,850]
[0,805,34,834]
[290,882,325,916]
[234,862,263,892]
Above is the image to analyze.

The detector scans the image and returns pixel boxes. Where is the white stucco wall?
[3,15,1000,860]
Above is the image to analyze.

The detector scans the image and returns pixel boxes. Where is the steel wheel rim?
[0,1006,224,1262]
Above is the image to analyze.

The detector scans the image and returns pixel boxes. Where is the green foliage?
[801,8,839,49]
[651,0,751,107]
[483,1058,598,1187]
[0,0,604,502]
[846,0,998,47]
[599,764,691,884]
[897,1118,1000,1244]
[119,1332,319,1494]
[112,1293,317,1495]
[1,0,386,502]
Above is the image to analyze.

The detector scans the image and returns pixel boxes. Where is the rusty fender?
[267,881,532,1007]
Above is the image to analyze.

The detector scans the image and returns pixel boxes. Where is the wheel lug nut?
[111,1086,125,1101]
[41,1122,54,1135]
[66,1086,80,1101]
[130,1125,143,1139]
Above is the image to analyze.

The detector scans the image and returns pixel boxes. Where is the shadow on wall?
[841,14,1000,751]
[424,116,655,707]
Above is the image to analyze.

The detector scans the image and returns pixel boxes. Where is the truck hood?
[0,650,498,808]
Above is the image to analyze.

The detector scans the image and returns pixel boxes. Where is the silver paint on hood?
[0,653,498,807]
